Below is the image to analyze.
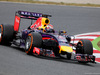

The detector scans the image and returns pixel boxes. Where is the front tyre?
[25,34,33,55]
[76,39,93,55]
[25,32,42,55]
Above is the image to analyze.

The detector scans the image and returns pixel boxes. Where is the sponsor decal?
[14,16,20,32]
[19,11,42,17]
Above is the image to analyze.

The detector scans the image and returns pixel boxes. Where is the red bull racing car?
[0,11,95,63]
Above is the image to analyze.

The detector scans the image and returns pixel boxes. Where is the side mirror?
[59,30,67,35]
[66,36,71,43]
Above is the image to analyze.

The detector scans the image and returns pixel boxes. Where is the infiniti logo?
[16,18,19,23]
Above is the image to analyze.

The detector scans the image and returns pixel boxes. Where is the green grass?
[1,0,100,7]
[92,37,100,51]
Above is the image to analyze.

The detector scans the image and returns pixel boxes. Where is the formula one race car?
[0,11,95,63]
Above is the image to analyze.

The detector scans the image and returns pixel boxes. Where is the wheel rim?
[25,36,32,52]
[0,26,1,39]
[0,25,3,42]
[76,42,83,54]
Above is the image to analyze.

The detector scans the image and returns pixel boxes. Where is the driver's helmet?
[37,25,55,33]
[44,27,55,33]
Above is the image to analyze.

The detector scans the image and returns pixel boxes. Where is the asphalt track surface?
[0,2,100,75]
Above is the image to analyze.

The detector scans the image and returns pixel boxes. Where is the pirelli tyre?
[76,39,93,55]
[25,32,42,55]
[0,24,14,46]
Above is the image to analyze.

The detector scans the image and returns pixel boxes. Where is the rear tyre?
[0,24,14,46]
[76,39,93,55]
[25,32,42,55]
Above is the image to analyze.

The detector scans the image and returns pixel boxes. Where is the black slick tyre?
[25,32,42,55]
[0,24,14,46]
[76,39,93,55]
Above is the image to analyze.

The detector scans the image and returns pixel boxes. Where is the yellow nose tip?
[59,46,73,53]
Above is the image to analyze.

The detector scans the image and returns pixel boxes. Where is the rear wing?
[14,10,52,32]
[16,10,52,20]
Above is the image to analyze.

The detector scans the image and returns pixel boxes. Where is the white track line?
[93,53,100,58]
[74,36,97,39]
[75,32,100,37]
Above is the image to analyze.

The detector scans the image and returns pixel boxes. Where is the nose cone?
[59,46,73,53]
